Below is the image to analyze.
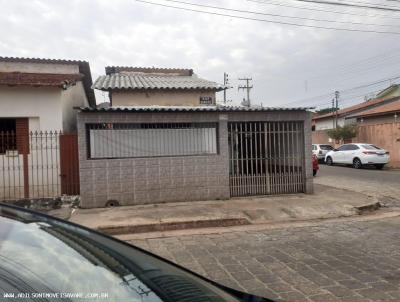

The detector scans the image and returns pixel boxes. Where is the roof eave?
[93,87,225,92]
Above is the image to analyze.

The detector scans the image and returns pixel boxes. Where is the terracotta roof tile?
[313,96,399,120]
[0,72,83,87]
[347,99,400,118]
[0,57,95,106]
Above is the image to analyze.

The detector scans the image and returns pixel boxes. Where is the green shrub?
[327,124,358,142]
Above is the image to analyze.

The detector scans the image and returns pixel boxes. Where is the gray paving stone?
[128,216,400,302]
[309,293,340,302]
[324,285,355,297]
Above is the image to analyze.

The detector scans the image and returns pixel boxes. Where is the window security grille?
[87,123,218,159]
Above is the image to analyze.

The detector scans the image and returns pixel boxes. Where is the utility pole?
[223,73,229,104]
[331,98,335,129]
[238,77,253,107]
[335,91,339,129]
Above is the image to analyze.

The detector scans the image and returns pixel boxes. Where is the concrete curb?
[97,217,250,235]
[96,199,383,236]
[117,210,400,241]
[354,201,381,214]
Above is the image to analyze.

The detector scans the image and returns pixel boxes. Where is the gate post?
[304,112,313,194]
[16,118,29,199]
[219,114,230,199]
[23,154,29,198]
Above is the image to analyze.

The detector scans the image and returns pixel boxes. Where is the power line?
[247,0,400,20]
[271,0,400,12]
[157,0,400,27]
[282,75,400,106]
[326,0,400,9]
[136,0,400,34]
[306,49,400,79]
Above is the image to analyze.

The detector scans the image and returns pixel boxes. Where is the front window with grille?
[87,123,218,159]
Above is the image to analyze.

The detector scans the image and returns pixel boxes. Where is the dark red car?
[313,154,319,176]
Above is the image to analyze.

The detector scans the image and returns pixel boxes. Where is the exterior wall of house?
[60,82,89,132]
[315,117,345,130]
[0,61,79,74]
[312,122,400,167]
[111,90,216,107]
[77,110,312,208]
[356,114,399,125]
[0,86,63,130]
[356,122,400,168]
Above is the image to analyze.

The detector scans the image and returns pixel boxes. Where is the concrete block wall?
[77,110,313,208]
[77,112,230,208]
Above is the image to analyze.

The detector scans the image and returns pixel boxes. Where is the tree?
[327,124,358,143]
[315,107,339,115]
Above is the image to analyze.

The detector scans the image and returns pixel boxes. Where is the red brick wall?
[15,118,29,154]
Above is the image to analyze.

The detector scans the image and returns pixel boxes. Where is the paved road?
[129,216,400,301]
[314,165,400,204]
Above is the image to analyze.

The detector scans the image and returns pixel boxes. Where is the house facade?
[346,99,400,125]
[77,106,312,208]
[0,57,95,133]
[72,65,314,208]
[0,57,95,201]
[312,86,400,167]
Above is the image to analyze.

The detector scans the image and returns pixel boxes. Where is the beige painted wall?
[315,117,345,130]
[0,86,63,130]
[112,90,216,106]
[0,62,79,74]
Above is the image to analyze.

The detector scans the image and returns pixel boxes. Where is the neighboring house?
[346,99,400,125]
[313,84,400,131]
[75,65,313,208]
[312,86,400,168]
[0,56,95,134]
[93,66,225,106]
[0,57,95,201]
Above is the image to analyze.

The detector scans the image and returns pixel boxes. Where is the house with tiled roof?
[0,57,95,200]
[313,84,400,131]
[345,99,400,125]
[312,85,400,167]
[0,56,95,134]
[93,66,225,107]
[72,65,315,208]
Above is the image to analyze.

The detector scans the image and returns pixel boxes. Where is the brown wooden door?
[60,134,80,195]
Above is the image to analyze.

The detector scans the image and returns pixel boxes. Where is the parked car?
[312,144,334,162]
[312,154,319,176]
[0,203,273,302]
[325,143,390,169]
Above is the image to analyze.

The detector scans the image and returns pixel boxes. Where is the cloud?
[1,0,400,107]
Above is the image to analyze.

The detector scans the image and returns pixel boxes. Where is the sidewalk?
[69,184,380,236]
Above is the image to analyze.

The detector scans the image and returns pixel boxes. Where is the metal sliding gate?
[228,121,305,197]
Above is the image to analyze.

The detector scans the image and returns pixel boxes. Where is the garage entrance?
[228,121,305,197]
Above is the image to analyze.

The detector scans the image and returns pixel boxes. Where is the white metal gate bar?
[228,121,305,197]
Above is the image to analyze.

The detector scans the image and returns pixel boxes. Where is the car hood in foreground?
[0,204,273,302]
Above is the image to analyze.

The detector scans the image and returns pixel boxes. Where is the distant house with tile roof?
[0,56,95,134]
[312,84,400,131]
[93,66,225,107]
[345,98,400,125]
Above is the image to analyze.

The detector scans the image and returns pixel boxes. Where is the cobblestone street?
[314,165,400,204]
[129,216,400,302]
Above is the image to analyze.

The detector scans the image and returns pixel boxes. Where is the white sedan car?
[325,143,390,169]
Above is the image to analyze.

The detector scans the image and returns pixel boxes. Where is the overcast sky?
[1,0,400,108]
